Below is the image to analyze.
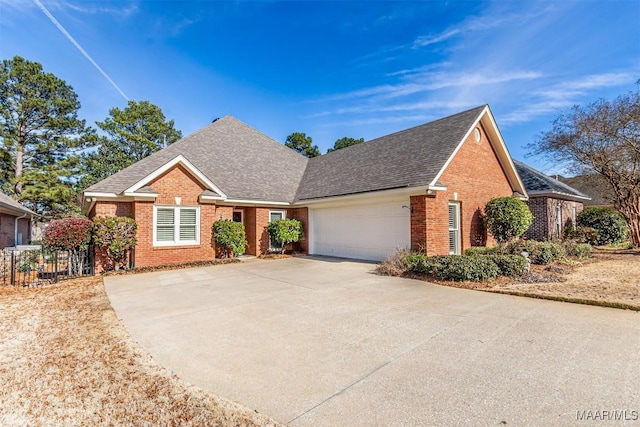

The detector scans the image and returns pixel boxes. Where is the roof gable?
[123,155,226,198]
[295,105,526,201]
[84,106,527,207]
[514,160,590,201]
[85,116,309,203]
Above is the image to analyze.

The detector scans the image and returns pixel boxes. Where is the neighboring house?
[0,193,35,249]
[558,174,614,208]
[82,105,527,267]
[514,160,591,241]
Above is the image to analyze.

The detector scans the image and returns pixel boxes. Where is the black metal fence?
[0,246,95,287]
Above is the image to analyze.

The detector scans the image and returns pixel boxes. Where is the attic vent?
[473,127,481,143]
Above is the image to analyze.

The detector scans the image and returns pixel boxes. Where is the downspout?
[14,213,29,246]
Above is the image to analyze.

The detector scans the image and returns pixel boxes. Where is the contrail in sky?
[33,0,130,101]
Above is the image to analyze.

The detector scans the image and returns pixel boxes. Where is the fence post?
[54,251,59,283]
[10,250,15,286]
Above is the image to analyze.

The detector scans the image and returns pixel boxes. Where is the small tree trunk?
[619,200,640,247]
[15,145,24,196]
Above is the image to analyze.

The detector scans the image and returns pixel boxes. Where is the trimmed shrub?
[43,217,92,250]
[565,242,593,258]
[266,219,304,253]
[464,246,498,256]
[484,197,533,244]
[486,254,528,277]
[93,216,137,270]
[213,220,247,257]
[535,242,566,265]
[405,253,429,273]
[420,255,499,282]
[576,207,628,245]
[437,256,500,282]
[564,225,600,245]
[505,240,565,265]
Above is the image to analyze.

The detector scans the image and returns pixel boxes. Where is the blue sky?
[1,0,638,173]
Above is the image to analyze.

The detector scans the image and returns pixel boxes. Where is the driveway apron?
[105,257,640,426]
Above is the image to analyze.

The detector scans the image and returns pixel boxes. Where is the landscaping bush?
[564,225,600,245]
[212,220,247,258]
[576,207,628,245]
[43,217,93,251]
[486,254,528,277]
[535,242,566,265]
[375,248,410,276]
[434,255,500,282]
[463,246,498,256]
[564,242,593,258]
[505,240,565,265]
[405,253,429,273]
[266,219,304,253]
[93,216,137,270]
[484,197,533,244]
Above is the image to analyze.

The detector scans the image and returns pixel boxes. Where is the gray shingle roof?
[558,174,611,206]
[86,106,521,205]
[513,160,590,200]
[0,193,35,216]
[295,106,487,201]
[86,116,309,203]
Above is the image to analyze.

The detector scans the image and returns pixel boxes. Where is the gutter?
[14,212,29,246]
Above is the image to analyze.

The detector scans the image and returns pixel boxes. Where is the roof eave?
[527,191,592,202]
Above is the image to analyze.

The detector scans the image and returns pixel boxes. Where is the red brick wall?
[524,197,584,241]
[0,214,15,248]
[411,123,515,255]
[288,207,309,253]
[0,214,31,248]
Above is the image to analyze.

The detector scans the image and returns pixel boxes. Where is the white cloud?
[412,6,553,48]
[501,71,638,124]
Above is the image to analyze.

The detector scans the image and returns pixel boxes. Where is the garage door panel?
[310,201,411,261]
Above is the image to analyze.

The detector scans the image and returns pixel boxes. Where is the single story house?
[0,193,35,249]
[82,105,527,267]
[513,160,590,240]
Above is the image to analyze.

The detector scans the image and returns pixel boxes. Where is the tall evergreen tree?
[327,137,364,153]
[285,132,320,158]
[80,100,182,189]
[0,56,92,218]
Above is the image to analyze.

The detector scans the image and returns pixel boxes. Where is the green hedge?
[577,207,628,245]
[486,254,528,277]
[564,242,593,258]
[505,240,565,265]
[463,246,499,256]
[406,254,499,282]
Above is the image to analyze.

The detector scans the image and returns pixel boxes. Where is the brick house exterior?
[83,105,527,268]
[514,161,590,241]
[0,193,35,249]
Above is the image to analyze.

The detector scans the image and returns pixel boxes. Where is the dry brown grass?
[0,277,282,427]
[494,250,640,309]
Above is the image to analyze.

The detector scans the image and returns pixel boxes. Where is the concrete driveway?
[105,257,640,426]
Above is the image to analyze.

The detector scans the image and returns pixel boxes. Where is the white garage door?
[309,201,411,261]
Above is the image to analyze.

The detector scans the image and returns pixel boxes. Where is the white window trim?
[233,208,244,224]
[269,210,286,251]
[448,202,461,255]
[153,205,200,247]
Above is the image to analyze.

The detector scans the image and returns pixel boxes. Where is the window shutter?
[179,208,197,241]
[156,208,175,242]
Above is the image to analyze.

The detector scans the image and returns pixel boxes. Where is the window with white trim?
[153,206,200,246]
[448,202,461,255]
[269,210,286,251]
